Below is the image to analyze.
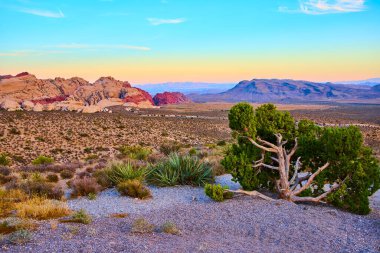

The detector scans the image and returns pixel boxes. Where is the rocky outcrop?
[153,92,190,106]
[0,72,155,112]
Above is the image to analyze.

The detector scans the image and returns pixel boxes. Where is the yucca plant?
[106,161,146,185]
[146,153,213,187]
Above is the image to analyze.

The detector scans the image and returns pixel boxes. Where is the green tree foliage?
[222,102,380,214]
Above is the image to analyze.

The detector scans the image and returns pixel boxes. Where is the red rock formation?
[153,92,190,106]
[123,87,154,105]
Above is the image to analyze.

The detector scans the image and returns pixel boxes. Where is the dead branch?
[226,189,275,201]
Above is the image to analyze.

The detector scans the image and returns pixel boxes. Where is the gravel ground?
[2,175,380,253]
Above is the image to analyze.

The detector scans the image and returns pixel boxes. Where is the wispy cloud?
[18,8,65,18]
[147,18,186,26]
[279,0,366,15]
[0,50,65,57]
[54,43,151,51]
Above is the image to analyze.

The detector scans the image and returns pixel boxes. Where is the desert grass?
[15,197,71,220]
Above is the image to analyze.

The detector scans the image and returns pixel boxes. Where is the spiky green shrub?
[204,184,233,202]
[118,145,151,161]
[146,153,213,187]
[106,161,146,186]
[116,179,151,199]
[32,156,54,165]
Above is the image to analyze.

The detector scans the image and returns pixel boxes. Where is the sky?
[0,0,379,84]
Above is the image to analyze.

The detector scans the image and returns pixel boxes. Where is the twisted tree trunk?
[245,133,340,203]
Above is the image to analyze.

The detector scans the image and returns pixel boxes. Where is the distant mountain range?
[336,78,380,87]
[135,82,236,96]
[188,79,380,104]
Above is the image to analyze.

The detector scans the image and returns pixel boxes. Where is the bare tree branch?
[246,137,277,153]
[226,189,274,201]
[287,137,298,159]
[292,162,330,196]
[253,163,279,170]
[291,182,341,203]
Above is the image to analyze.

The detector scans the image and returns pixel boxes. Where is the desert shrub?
[188,148,197,156]
[0,218,36,235]
[15,197,71,220]
[106,161,146,186]
[70,177,101,198]
[60,170,74,179]
[32,156,54,165]
[131,218,154,234]
[0,174,16,185]
[7,230,32,244]
[85,154,99,161]
[19,180,64,200]
[217,140,227,146]
[93,169,112,188]
[46,173,59,183]
[204,184,233,202]
[118,145,151,161]
[87,193,97,200]
[9,127,21,135]
[146,153,213,187]
[116,179,151,199]
[0,154,11,166]
[0,166,11,176]
[161,221,181,235]
[18,163,80,173]
[30,172,44,182]
[159,143,181,155]
[0,189,28,218]
[60,209,92,224]
[223,103,380,214]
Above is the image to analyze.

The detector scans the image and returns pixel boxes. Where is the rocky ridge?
[0,73,156,112]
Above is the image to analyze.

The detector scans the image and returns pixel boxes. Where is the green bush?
[32,156,54,165]
[116,179,151,199]
[61,209,92,224]
[223,103,380,214]
[7,229,32,244]
[106,161,146,186]
[118,145,151,160]
[204,184,233,202]
[146,153,213,187]
[0,153,11,166]
[188,148,197,156]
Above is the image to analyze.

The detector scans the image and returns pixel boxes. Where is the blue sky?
[0,0,379,83]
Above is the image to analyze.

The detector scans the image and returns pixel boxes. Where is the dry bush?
[0,217,37,234]
[70,177,101,198]
[60,170,74,179]
[46,173,59,183]
[0,166,11,176]
[161,221,181,235]
[19,180,64,200]
[15,197,71,220]
[18,163,81,174]
[131,218,155,234]
[93,169,112,188]
[116,180,152,199]
[0,189,28,218]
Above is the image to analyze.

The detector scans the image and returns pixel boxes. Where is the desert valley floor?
[0,103,379,253]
